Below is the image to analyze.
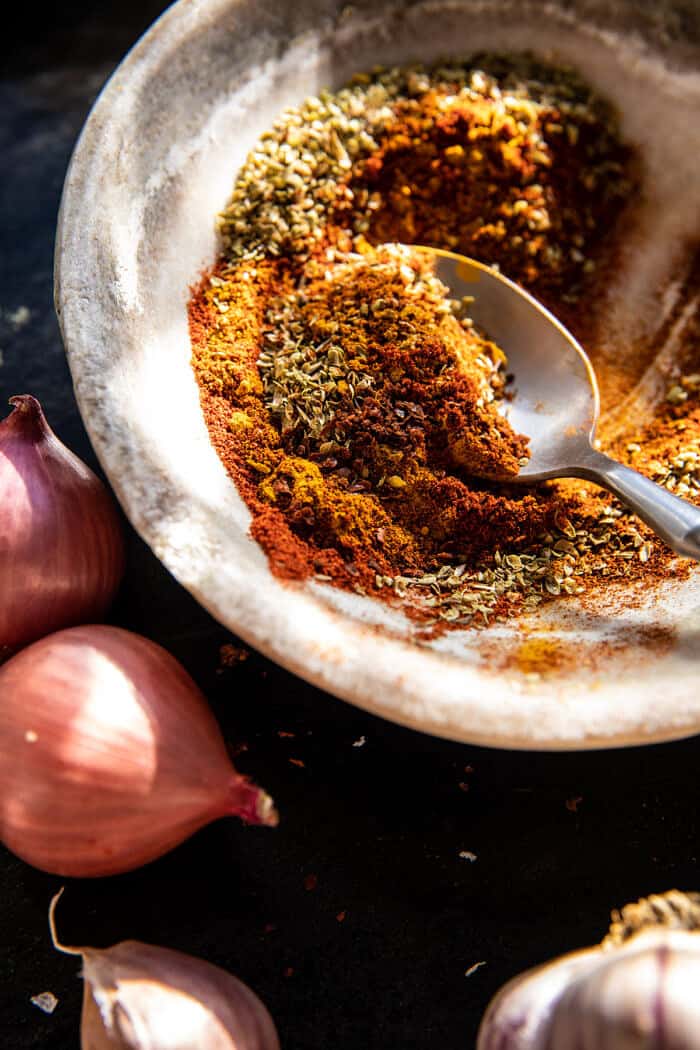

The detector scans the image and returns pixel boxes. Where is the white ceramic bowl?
[56,0,700,749]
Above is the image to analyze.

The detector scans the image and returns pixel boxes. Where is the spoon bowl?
[421,247,600,481]
[421,246,700,560]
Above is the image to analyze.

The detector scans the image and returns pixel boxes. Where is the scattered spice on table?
[5,305,31,330]
[515,635,568,676]
[191,54,698,635]
[30,992,58,1015]
[217,642,250,671]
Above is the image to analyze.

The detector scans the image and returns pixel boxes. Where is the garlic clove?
[82,988,132,1050]
[550,935,666,1050]
[660,939,700,1048]
[79,941,280,1050]
[477,946,602,1050]
[50,893,280,1050]
[548,931,700,1050]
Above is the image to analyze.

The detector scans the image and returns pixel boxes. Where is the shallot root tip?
[258,791,280,828]
[5,394,47,435]
[48,888,82,957]
[229,776,279,827]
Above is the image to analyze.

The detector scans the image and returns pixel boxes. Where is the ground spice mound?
[191,54,695,632]
[193,249,553,597]
[259,245,529,482]
[342,55,634,312]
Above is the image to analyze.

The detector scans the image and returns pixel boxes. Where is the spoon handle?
[575,450,700,560]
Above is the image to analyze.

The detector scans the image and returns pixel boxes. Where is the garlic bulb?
[50,893,280,1050]
[0,395,124,653]
[478,890,700,1050]
[0,625,277,876]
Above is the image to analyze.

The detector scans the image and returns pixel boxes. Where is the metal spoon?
[418,245,700,560]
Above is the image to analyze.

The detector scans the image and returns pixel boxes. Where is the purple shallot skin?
[0,394,125,653]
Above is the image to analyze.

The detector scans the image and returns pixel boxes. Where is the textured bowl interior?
[56,0,700,749]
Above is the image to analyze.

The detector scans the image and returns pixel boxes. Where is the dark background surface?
[1,2,699,1047]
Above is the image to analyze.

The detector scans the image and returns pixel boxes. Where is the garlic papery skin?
[50,894,280,1050]
[79,941,281,1050]
[548,931,700,1050]
[0,625,277,876]
[478,891,700,1050]
[477,946,603,1050]
[0,395,125,653]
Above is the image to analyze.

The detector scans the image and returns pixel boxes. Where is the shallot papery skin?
[0,395,125,652]
[0,625,277,876]
[78,940,281,1050]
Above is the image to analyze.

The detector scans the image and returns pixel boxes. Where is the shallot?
[0,625,277,876]
[50,892,281,1050]
[0,395,125,653]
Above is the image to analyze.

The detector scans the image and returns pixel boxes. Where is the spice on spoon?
[192,249,562,623]
[259,244,528,481]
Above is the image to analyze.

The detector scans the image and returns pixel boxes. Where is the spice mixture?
[190,55,699,632]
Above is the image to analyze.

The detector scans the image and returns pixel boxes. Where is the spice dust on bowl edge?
[56,0,700,750]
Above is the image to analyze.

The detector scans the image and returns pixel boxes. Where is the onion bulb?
[50,891,281,1050]
[0,625,277,876]
[0,395,125,653]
